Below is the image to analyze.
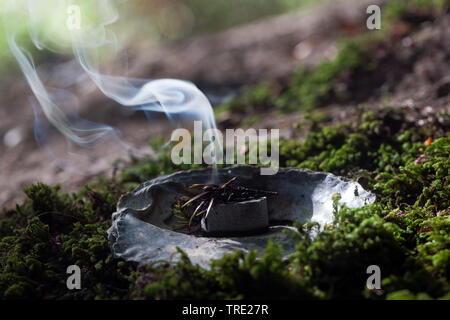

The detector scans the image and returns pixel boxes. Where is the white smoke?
[3,0,219,171]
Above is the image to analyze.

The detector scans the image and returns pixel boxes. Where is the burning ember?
[173,177,278,235]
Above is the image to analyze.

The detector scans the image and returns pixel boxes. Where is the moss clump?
[134,241,312,300]
[215,83,277,117]
[0,182,138,299]
[276,39,376,112]
[280,108,448,176]
[382,0,449,23]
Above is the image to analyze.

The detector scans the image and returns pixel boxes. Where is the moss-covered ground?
[0,0,449,299]
[1,105,448,299]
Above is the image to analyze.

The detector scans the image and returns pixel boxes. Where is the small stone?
[293,41,312,60]
[3,127,23,148]
[402,37,413,47]
[421,105,434,116]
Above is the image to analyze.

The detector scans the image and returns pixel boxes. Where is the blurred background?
[0,0,320,72]
[0,0,448,207]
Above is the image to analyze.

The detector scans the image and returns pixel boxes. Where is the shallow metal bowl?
[108,166,375,268]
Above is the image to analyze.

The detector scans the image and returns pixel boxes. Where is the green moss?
[119,140,206,184]
[383,0,449,24]
[241,115,263,127]
[0,180,137,299]
[135,241,312,300]
[386,290,432,300]
[215,83,277,116]
[276,38,375,112]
